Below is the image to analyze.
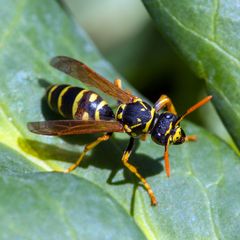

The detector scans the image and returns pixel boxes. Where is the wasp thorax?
[116,100,155,137]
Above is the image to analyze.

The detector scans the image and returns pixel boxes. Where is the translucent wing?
[27,120,124,136]
[50,56,135,103]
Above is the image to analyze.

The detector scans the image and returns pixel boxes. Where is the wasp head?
[151,112,185,146]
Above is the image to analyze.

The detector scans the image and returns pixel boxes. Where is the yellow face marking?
[89,93,98,102]
[58,86,72,117]
[141,108,146,111]
[72,90,89,117]
[95,100,108,120]
[137,118,141,122]
[47,85,58,110]
[172,127,182,143]
[142,107,155,133]
[82,111,89,120]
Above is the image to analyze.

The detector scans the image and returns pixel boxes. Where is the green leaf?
[0,144,144,240]
[142,0,240,149]
[0,0,240,239]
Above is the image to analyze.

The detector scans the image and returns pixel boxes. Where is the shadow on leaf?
[19,135,163,213]
[23,78,164,212]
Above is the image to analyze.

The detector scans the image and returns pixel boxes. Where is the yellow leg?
[140,134,148,141]
[115,78,132,95]
[114,79,122,89]
[154,94,177,114]
[122,137,157,206]
[64,133,112,173]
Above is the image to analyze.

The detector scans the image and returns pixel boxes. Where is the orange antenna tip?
[175,95,212,125]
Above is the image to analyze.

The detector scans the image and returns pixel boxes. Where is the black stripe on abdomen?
[59,86,85,118]
[47,84,68,113]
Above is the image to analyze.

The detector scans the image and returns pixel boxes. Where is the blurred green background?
[61,0,232,145]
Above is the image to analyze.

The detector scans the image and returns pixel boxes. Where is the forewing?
[50,56,135,103]
[27,120,124,136]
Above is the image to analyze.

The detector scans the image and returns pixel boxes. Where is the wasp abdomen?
[47,84,114,120]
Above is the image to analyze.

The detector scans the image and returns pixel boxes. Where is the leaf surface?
[0,0,239,239]
[143,0,240,149]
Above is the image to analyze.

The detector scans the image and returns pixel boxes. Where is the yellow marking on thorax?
[139,101,148,109]
[117,112,123,120]
[130,123,142,129]
[124,124,132,133]
[89,93,98,102]
[47,85,58,110]
[95,100,108,120]
[115,104,126,120]
[58,86,72,117]
[72,90,89,117]
[133,98,142,103]
[82,112,89,120]
[142,107,155,133]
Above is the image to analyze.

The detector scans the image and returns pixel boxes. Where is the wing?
[27,120,124,136]
[50,56,135,103]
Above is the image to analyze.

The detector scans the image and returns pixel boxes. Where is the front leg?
[122,137,157,206]
[154,94,177,114]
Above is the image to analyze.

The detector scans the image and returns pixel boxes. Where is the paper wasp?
[27,56,212,205]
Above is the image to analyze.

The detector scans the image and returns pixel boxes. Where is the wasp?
[28,56,212,205]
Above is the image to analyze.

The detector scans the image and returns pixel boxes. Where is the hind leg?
[64,133,112,173]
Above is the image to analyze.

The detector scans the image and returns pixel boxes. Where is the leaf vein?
[212,0,220,41]
[0,102,53,171]
[158,0,240,67]
[0,0,27,50]
[185,148,222,239]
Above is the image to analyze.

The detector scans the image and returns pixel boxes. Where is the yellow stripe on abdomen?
[58,86,72,117]
[72,90,89,118]
[47,85,58,110]
[95,100,108,120]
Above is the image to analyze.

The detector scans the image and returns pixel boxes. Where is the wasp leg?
[122,137,157,206]
[185,135,197,141]
[115,78,132,95]
[140,134,148,141]
[154,94,177,114]
[64,133,112,173]
[114,79,122,89]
